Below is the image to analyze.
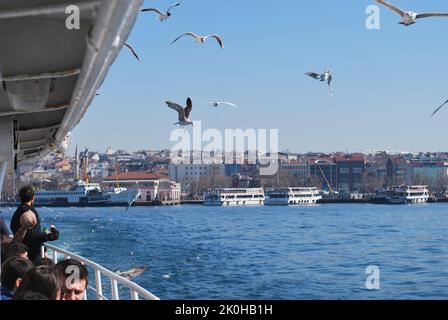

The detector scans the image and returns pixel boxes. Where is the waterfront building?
[280,161,310,184]
[102,172,181,203]
[386,157,413,185]
[169,164,226,184]
[334,154,365,192]
[308,157,338,192]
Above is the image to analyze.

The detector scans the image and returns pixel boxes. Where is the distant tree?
[361,171,384,193]
[433,175,448,194]
[411,174,430,186]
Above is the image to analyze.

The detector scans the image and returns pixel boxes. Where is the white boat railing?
[42,243,159,300]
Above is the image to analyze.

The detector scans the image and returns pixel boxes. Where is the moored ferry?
[373,185,430,204]
[203,188,265,206]
[34,180,140,207]
[264,187,322,205]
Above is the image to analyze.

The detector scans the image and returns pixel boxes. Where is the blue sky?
[71,0,448,154]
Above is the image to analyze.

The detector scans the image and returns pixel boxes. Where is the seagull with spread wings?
[170,32,224,48]
[166,97,194,127]
[376,0,448,26]
[141,3,180,22]
[305,69,333,95]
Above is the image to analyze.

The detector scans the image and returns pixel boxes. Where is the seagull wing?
[184,97,193,119]
[140,8,164,16]
[431,99,448,117]
[167,3,180,13]
[205,35,224,48]
[124,42,140,61]
[170,32,199,45]
[416,13,448,19]
[125,190,141,213]
[218,102,237,107]
[305,72,321,80]
[376,0,405,17]
[166,101,186,120]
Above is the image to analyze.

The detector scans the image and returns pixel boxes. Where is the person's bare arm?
[12,211,37,242]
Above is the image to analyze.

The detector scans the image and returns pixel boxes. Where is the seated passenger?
[55,259,89,300]
[12,265,61,300]
[0,256,34,300]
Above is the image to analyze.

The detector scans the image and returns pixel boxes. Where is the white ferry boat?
[34,181,140,207]
[264,187,322,205]
[376,185,430,204]
[203,188,265,206]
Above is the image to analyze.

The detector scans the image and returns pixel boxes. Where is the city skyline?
[71,0,448,154]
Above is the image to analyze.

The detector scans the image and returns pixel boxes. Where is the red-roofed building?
[103,172,162,181]
[102,172,181,203]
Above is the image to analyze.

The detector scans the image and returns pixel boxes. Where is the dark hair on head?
[33,257,55,267]
[1,256,35,290]
[55,259,89,287]
[13,265,61,300]
[12,290,50,300]
[18,186,34,204]
[4,241,29,259]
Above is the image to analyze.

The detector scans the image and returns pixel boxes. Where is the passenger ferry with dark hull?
[33,181,140,207]
[371,185,430,205]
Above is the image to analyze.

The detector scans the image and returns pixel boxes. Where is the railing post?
[130,290,139,300]
[95,270,103,300]
[111,279,119,300]
[53,249,58,264]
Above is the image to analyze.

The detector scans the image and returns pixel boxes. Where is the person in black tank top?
[10,186,59,261]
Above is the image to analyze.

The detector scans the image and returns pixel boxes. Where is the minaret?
[75,145,79,181]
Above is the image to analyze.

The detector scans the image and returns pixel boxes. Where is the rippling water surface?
[2,203,448,299]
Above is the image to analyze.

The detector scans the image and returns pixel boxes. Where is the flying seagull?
[124,42,140,61]
[207,101,237,108]
[125,190,142,213]
[170,32,224,48]
[431,99,448,117]
[115,268,147,280]
[305,69,333,95]
[141,3,180,21]
[166,97,194,127]
[376,0,448,26]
